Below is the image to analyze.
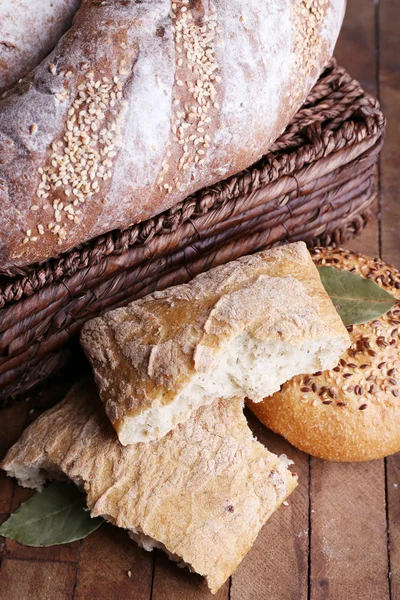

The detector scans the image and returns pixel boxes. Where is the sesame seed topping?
[27,64,128,246]
[158,2,221,190]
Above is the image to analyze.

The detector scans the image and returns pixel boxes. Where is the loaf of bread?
[248,247,400,462]
[0,0,81,92]
[80,242,350,445]
[1,380,297,594]
[0,0,346,270]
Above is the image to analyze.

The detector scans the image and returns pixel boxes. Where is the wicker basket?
[0,60,385,401]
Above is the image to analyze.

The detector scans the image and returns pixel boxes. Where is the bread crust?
[248,247,400,462]
[0,0,345,269]
[0,0,81,92]
[1,381,297,594]
[80,242,350,443]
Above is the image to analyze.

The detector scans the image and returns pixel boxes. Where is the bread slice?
[248,247,400,462]
[80,242,350,444]
[1,380,297,594]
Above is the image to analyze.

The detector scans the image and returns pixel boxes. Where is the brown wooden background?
[1,1,399,598]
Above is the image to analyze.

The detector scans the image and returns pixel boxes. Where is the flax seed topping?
[294,248,400,411]
[248,247,400,461]
[268,247,400,413]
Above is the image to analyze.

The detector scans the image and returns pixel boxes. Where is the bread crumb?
[127,570,132,578]
[279,454,294,467]
[283,501,289,507]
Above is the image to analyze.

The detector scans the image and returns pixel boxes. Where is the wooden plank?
[4,536,79,565]
[310,460,389,600]
[0,401,29,585]
[335,0,380,259]
[387,454,400,600]
[0,559,76,600]
[379,0,400,269]
[309,5,390,600]
[230,411,309,600]
[0,401,28,458]
[0,516,6,563]
[152,551,229,600]
[74,523,153,600]
[345,212,380,258]
[0,401,28,517]
[0,473,12,517]
[379,2,400,600]
[334,0,377,95]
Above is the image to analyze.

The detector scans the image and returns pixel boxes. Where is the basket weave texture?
[0,60,385,401]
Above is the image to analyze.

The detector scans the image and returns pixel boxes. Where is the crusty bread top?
[248,247,400,462]
[80,242,350,434]
[0,0,345,269]
[1,381,297,593]
[0,0,81,92]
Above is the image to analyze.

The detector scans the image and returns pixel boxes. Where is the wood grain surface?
[0,1,398,599]
[380,3,400,600]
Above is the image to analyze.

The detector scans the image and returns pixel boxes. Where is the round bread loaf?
[0,0,345,271]
[0,0,81,92]
[248,247,400,462]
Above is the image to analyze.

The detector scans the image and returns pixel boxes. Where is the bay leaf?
[318,265,398,326]
[0,481,103,547]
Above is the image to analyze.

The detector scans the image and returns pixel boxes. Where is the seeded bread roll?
[0,0,81,92]
[1,380,297,594]
[80,242,350,445]
[0,0,345,270]
[248,247,400,462]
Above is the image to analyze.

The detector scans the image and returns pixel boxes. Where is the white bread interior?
[248,246,400,462]
[119,334,348,445]
[81,242,350,445]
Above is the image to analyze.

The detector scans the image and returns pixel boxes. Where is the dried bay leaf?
[318,266,397,326]
[0,481,103,546]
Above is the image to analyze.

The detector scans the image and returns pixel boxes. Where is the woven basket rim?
[0,58,385,306]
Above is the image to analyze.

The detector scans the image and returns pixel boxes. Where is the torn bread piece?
[248,247,400,462]
[80,242,350,444]
[1,381,297,594]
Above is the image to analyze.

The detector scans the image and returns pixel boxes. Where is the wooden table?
[1,2,399,598]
